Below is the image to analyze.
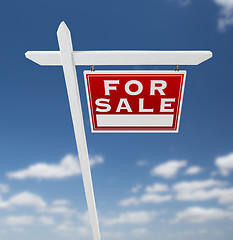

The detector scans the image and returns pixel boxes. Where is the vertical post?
[57,22,101,240]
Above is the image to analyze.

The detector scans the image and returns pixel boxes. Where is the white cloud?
[102,211,157,226]
[119,193,171,206]
[77,226,91,236]
[131,227,149,236]
[215,152,233,176]
[11,227,24,233]
[175,187,233,203]
[214,0,233,31]
[185,166,203,175]
[217,188,233,204]
[145,183,169,193]
[211,170,218,177]
[173,179,226,192]
[54,221,91,237]
[0,184,9,194]
[170,0,191,7]
[118,197,139,207]
[173,207,233,223]
[136,160,149,166]
[178,0,191,7]
[2,216,35,226]
[131,184,142,193]
[166,229,207,238]
[52,199,70,206]
[173,0,233,31]
[140,194,172,204]
[0,192,46,210]
[173,179,233,204]
[55,223,73,232]
[38,216,55,225]
[77,211,90,225]
[151,160,187,179]
[89,155,104,166]
[102,231,124,239]
[7,154,104,180]
[46,206,77,217]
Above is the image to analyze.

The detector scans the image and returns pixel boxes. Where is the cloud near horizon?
[172,206,233,223]
[101,211,157,226]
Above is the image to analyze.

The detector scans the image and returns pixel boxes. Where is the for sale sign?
[84,71,186,133]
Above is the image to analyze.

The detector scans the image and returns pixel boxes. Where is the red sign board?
[84,71,186,133]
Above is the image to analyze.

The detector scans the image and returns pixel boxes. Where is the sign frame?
[84,70,187,133]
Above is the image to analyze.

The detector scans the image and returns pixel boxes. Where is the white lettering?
[116,98,132,112]
[125,80,143,95]
[150,80,167,95]
[95,98,111,112]
[139,99,153,112]
[104,80,119,95]
[160,98,175,112]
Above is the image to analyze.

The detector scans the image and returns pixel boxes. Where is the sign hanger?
[25,21,212,240]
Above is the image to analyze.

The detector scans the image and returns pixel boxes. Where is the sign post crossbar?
[25,21,213,240]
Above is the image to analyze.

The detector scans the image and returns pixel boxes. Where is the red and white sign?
[84,71,186,133]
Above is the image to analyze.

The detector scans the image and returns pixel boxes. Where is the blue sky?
[0,0,233,239]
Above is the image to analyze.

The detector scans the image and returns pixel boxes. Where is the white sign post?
[25,21,212,240]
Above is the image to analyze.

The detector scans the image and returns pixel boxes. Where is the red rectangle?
[84,71,186,133]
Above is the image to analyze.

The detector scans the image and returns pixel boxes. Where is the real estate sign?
[84,71,186,133]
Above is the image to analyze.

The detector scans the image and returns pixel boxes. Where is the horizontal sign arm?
[25,50,212,66]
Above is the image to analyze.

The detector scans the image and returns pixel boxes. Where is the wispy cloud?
[177,0,191,7]
[136,160,149,167]
[145,183,169,193]
[131,184,143,193]
[173,179,233,204]
[151,160,187,179]
[175,187,233,204]
[118,197,140,207]
[172,179,226,192]
[0,192,46,210]
[119,178,233,207]
[7,154,104,180]
[131,227,149,236]
[0,184,9,194]
[52,199,70,206]
[214,0,233,31]
[2,216,35,226]
[38,216,55,225]
[174,0,233,31]
[185,166,203,175]
[101,231,124,239]
[215,152,233,176]
[55,222,74,233]
[140,194,172,204]
[45,206,77,217]
[172,206,233,223]
[119,193,172,207]
[101,211,157,226]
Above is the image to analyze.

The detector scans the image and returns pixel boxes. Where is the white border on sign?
[83,70,187,133]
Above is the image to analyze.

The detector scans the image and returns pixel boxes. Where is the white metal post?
[57,22,101,240]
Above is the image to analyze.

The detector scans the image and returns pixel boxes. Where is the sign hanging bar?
[25,50,212,66]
